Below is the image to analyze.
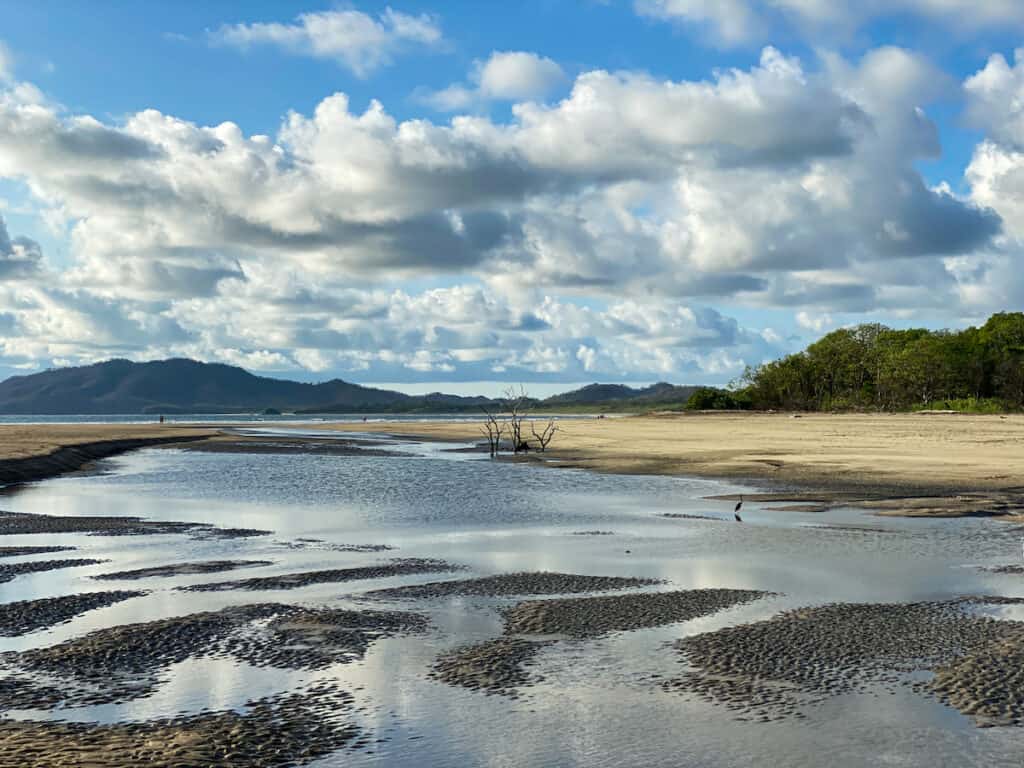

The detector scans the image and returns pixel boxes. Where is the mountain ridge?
[0,358,699,414]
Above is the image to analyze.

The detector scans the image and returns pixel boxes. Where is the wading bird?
[734,495,743,522]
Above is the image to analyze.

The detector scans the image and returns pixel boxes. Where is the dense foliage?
[740,313,1024,411]
[685,387,752,411]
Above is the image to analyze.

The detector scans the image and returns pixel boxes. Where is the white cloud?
[478,51,565,100]
[796,310,833,333]
[420,50,565,112]
[955,51,1024,312]
[0,215,43,280]
[965,49,1024,150]
[212,7,443,77]
[635,0,760,45]
[0,46,1010,382]
[966,51,1024,239]
[636,0,1024,45]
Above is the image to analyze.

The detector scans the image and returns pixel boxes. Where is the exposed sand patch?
[433,588,770,695]
[178,434,408,457]
[0,510,270,539]
[666,597,1024,726]
[1,603,428,710]
[222,607,430,670]
[277,538,395,553]
[0,546,75,558]
[180,558,460,592]
[0,558,106,584]
[0,684,360,767]
[0,591,146,636]
[0,426,217,486]
[0,425,216,462]
[660,512,726,521]
[93,560,273,581]
[504,589,770,638]
[432,637,553,696]
[368,571,661,599]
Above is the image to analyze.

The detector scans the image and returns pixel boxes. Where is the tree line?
[733,312,1024,412]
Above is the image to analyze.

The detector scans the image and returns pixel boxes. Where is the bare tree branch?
[530,418,558,452]
[504,385,530,453]
[480,405,505,457]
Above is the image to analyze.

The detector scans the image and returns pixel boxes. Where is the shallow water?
[1,433,1023,766]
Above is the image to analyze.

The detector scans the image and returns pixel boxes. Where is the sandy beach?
[0,424,217,486]
[304,412,1024,490]
[0,425,216,461]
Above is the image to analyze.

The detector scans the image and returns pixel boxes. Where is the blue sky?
[2,1,1024,393]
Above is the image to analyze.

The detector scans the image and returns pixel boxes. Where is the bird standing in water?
[734,495,743,522]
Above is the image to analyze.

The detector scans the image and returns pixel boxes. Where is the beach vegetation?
[741,312,1024,411]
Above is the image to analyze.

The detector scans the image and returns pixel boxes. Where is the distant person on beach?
[159,414,164,424]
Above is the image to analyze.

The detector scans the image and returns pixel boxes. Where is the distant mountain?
[542,382,701,406]
[0,359,701,414]
[0,359,412,414]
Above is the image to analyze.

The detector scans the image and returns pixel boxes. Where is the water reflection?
[1,440,1023,766]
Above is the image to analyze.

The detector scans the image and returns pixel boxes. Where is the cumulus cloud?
[212,7,443,77]
[635,0,761,45]
[0,45,1009,383]
[421,51,566,111]
[954,50,1024,311]
[0,215,42,279]
[965,49,1024,150]
[637,0,1024,45]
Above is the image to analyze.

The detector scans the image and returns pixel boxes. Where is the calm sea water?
[1,431,1022,767]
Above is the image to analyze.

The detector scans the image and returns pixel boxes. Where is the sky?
[2,1,1024,394]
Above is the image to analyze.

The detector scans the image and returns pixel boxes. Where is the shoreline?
[2,413,1024,519]
[0,426,218,487]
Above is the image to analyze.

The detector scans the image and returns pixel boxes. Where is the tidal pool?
[0,432,1022,767]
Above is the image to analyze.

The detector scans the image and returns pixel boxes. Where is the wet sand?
[0,545,75,558]
[0,684,361,768]
[0,591,146,637]
[434,589,771,696]
[93,560,274,581]
[179,433,409,457]
[0,425,217,485]
[4,415,1024,761]
[666,597,1024,726]
[180,559,461,592]
[0,558,106,584]
[368,571,662,599]
[1,602,430,710]
[0,510,270,539]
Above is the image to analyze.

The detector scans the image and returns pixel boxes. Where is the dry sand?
[0,423,217,486]
[0,424,216,461]
[306,412,1024,490]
